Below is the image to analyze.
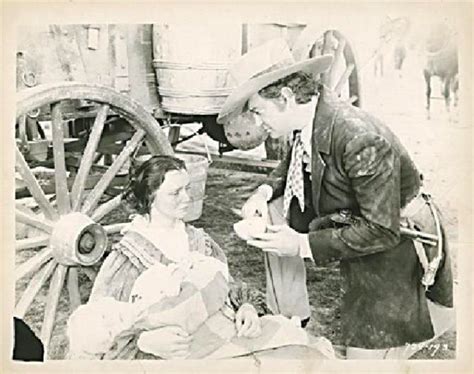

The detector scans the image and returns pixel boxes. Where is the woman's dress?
[72,217,334,360]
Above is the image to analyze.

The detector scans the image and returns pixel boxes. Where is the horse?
[373,16,410,78]
[423,23,459,120]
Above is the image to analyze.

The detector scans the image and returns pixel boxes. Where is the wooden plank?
[40,264,67,351]
[168,126,181,146]
[15,209,53,233]
[81,129,145,215]
[18,115,27,144]
[51,103,71,214]
[16,246,53,281]
[28,116,40,139]
[175,151,279,174]
[67,267,81,312]
[71,104,109,211]
[15,260,57,318]
[15,147,58,220]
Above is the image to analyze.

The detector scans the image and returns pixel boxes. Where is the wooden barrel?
[244,23,306,52]
[176,154,210,222]
[126,24,161,113]
[152,24,241,115]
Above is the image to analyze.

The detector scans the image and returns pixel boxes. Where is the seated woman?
[67,155,334,360]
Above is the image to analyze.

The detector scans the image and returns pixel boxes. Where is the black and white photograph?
[2,1,472,372]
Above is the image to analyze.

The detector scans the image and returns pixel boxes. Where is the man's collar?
[312,92,339,154]
[300,122,312,156]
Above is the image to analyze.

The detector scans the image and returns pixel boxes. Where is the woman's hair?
[258,71,319,104]
[124,155,186,215]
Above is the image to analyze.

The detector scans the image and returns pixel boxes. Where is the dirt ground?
[16,164,458,360]
[16,49,469,360]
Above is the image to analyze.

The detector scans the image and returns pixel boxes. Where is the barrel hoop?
[153,59,230,70]
[160,103,223,114]
[146,73,158,83]
[158,86,233,98]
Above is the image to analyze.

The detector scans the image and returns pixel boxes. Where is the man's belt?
[330,193,444,291]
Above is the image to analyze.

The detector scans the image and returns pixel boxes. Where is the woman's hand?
[235,303,262,338]
[137,325,192,359]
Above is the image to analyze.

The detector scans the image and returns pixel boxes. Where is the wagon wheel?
[15,82,173,357]
[292,28,362,107]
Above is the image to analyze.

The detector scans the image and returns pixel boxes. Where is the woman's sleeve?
[202,231,228,264]
[88,245,141,302]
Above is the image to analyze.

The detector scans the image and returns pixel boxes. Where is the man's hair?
[258,71,319,104]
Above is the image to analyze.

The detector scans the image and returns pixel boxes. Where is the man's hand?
[235,303,261,338]
[241,187,271,220]
[247,224,301,257]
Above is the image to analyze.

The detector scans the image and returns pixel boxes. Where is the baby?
[67,252,229,358]
[130,251,229,308]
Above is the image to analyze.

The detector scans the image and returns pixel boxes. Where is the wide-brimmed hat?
[217,38,333,124]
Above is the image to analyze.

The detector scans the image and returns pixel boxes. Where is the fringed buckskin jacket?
[266,94,453,349]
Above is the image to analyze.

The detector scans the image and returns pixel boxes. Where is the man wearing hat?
[218,38,453,358]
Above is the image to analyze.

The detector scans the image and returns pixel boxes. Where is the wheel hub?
[50,213,107,266]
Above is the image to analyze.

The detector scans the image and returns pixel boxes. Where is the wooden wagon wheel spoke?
[67,267,81,313]
[333,30,362,107]
[91,194,123,222]
[334,63,355,96]
[328,37,347,90]
[51,103,72,215]
[16,246,52,280]
[81,267,98,284]
[70,104,109,211]
[103,222,126,234]
[293,27,362,108]
[15,147,58,221]
[40,264,67,350]
[16,246,53,281]
[15,259,57,318]
[15,82,173,358]
[16,235,50,251]
[81,129,146,216]
[333,37,346,63]
[321,31,336,87]
[15,208,53,233]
